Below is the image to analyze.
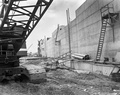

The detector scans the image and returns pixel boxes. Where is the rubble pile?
[46,69,120,95]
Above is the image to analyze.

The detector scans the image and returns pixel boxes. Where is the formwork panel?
[79,62,93,71]
[72,26,77,34]
[70,28,75,35]
[88,21,101,36]
[98,0,114,8]
[79,39,86,47]
[77,45,98,59]
[78,31,99,46]
[99,41,120,61]
[85,17,91,27]
[103,50,117,61]
[88,51,97,59]
[74,41,78,48]
[76,0,98,17]
[80,45,97,54]
[59,33,65,40]
[105,41,120,52]
[77,30,83,40]
[113,0,120,12]
[105,28,114,43]
[76,2,86,17]
[86,33,99,46]
[92,64,118,76]
[72,33,77,42]
[75,34,79,44]
[72,47,78,53]
[93,65,103,74]
[90,11,101,24]
[102,66,117,76]
[46,38,53,57]
[71,19,77,27]
[83,12,101,28]
[61,38,66,45]
[76,13,83,25]
[77,21,83,31]
[85,0,99,19]
[111,24,120,41]
[87,0,99,16]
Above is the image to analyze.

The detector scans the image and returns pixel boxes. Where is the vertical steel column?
[66,9,72,66]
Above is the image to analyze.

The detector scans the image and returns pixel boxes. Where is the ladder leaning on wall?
[96,3,119,61]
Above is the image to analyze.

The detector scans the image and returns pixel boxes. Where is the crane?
[0,0,53,82]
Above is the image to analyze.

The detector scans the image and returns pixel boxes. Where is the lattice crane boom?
[0,0,53,52]
[0,0,53,82]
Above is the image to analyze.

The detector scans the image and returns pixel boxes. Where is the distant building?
[38,36,52,57]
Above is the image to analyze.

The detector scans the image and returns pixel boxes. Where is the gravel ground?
[0,59,120,95]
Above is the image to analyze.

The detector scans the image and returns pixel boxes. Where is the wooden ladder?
[96,18,108,61]
[96,3,119,61]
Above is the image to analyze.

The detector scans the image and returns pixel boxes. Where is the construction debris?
[72,53,90,60]
[0,58,119,95]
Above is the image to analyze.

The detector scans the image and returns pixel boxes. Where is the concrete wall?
[72,0,120,62]
[51,25,69,57]
[75,0,100,59]
[43,0,120,62]
[72,61,119,76]
[39,37,47,57]
[46,38,53,57]
[99,0,120,62]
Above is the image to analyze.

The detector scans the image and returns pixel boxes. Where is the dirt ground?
[0,59,120,95]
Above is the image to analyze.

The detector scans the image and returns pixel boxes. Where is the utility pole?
[66,9,72,64]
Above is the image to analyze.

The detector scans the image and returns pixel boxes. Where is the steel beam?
[12,4,39,19]
[12,4,46,9]
[23,0,53,41]
[11,9,30,16]
[8,19,27,25]
[14,0,27,1]
[0,0,14,32]
[0,0,53,52]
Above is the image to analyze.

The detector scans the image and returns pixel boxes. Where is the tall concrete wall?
[45,0,120,62]
[98,0,120,62]
[72,0,120,61]
[46,38,53,57]
[74,0,101,59]
[51,25,69,57]
[39,37,47,57]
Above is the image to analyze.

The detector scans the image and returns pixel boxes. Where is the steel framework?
[0,0,53,52]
